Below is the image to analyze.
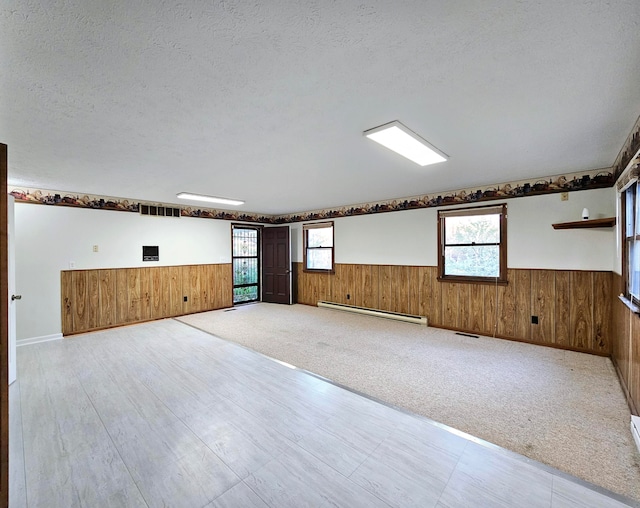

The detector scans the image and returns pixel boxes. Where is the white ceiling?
[2,1,640,215]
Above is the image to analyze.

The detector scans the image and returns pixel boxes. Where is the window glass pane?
[307,227,333,248]
[233,258,258,285]
[630,241,640,300]
[307,248,332,270]
[233,228,258,257]
[626,185,636,238]
[445,214,500,244]
[234,286,258,303]
[444,245,499,277]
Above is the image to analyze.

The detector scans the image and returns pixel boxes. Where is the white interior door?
[8,195,16,384]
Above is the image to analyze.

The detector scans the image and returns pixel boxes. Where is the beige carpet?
[177,302,640,501]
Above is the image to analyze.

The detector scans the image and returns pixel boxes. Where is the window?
[438,204,507,284]
[303,222,334,272]
[623,182,640,305]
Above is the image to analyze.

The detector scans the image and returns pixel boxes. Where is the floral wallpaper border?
[9,166,614,225]
[274,167,614,223]
[613,113,640,179]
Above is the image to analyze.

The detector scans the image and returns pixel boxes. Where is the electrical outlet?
[560,192,569,201]
[531,315,539,324]
[93,245,99,252]
[69,261,76,269]
[347,294,350,300]
[183,296,188,302]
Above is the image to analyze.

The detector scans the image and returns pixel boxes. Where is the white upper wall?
[14,204,231,340]
[292,187,616,270]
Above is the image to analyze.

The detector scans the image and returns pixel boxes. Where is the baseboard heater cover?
[632,415,640,454]
[317,301,427,325]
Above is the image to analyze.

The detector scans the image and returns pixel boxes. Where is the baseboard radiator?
[317,301,427,325]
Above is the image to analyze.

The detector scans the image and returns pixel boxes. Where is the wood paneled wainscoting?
[295,263,612,356]
[61,264,232,335]
[612,273,640,414]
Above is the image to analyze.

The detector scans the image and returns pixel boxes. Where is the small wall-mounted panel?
[143,246,159,262]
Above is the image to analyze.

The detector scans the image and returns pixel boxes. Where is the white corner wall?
[14,204,232,340]
[293,187,616,270]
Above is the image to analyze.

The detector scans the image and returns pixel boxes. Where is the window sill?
[618,294,640,314]
[303,268,335,274]
[437,276,508,286]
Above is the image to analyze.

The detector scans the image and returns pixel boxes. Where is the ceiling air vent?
[139,204,181,217]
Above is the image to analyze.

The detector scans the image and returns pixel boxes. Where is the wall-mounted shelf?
[552,217,616,230]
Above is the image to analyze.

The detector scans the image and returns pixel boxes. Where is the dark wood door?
[1,143,9,507]
[262,226,291,304]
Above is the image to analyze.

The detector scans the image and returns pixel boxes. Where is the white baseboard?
[632,415,640,454]
[17,333,63,347]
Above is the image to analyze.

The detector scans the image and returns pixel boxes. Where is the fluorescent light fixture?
[364,120,448,166]
[176,192,244,206]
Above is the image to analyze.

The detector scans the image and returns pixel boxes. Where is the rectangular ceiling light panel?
[364,121,447,166]
[176,192,244,206]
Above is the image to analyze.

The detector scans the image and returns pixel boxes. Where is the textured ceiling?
[2,1,640,215]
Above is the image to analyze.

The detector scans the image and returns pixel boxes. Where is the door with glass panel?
[232,226,260,304]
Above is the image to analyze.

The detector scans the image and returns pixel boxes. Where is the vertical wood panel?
[431,268,442,326]
[363,265,379,309]
[379,265,393,312]
[483,282,500,336]
[199,265,210,311]
[61,271,74,334]
[514,269,531,340]
[498,269,516,337]
[593,271,612,354]
[317,271,330,303]
[182,265,201,314]
[344,264,356,306]
[611,273,629,387]
[98,269,116,328]
[139,267,150,322]
[72,271,89,332]
[216,264,226,309]
[222,263,233,308]
[167,266,183,316]
[417,267,430,319]
[116,269,128,324]
[408,266,420,316]
[205,264,218,310]
[458,284,471,330]
[331,264,343,304]
[631,312,640,412]
[469,284,484,333]
[441,282,459,328]
[531,270,554,344]
[87,270,99,330]
[554,271,570,346]
[150,267,164,319]
[570,271,593,350]
[126,268,142,323]
[353,265,363,307]
[395,265,409,314]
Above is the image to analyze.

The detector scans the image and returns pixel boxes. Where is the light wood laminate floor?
[9,319,639,507]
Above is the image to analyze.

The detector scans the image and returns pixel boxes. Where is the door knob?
[11,295,21,301]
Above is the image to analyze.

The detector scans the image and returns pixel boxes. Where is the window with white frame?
[303,222,334,272]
